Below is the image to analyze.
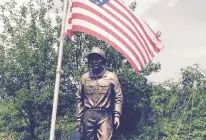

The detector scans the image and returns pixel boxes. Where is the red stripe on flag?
[71,13,143,68]
[71,25,140,72]
[71,2,144,67]
[115,0,160,53]
[101,6,150,62]
[67,0,163,73]
[106,2,154,58]
[68,18,72,24]
[142,19,161,43]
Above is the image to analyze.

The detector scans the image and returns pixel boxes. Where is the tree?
[0,0,162,139]
[0,0,59,139]
[137,64,206,140]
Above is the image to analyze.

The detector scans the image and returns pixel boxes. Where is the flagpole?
[49,0,68,139]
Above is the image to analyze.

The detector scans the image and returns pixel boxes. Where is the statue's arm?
[75,79,84,122]
[112,73,123,118]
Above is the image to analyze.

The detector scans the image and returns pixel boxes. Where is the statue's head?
[86,47,106,70]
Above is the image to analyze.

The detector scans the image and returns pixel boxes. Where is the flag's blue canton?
[89,0,109,7]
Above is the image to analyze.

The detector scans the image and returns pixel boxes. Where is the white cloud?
[175,46,206,59]
[134,0,163,15]
[122,0,164,15]
[167,0,180,7]
[145,18,159,30]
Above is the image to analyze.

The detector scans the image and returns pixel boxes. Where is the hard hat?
[87,47,106,60]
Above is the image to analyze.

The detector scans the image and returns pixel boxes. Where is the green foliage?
[0,0,60,139]
[0,0,205,140]
[137,64,206,140]
[0,0,160,139]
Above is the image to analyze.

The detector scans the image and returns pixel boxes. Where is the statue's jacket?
[76,69,123,121]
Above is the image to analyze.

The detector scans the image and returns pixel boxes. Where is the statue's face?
[88,54,104,70]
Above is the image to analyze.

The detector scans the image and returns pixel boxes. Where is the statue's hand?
[114,117,120,129]
[76,121,81,132]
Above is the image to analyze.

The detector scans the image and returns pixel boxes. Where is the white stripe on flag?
[70,19,142,70]
[71,7,145,65]
[111,0,158,56]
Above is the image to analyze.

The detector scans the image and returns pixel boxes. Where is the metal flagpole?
[49,0,68,139]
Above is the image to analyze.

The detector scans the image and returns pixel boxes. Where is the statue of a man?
[75,47,123,140]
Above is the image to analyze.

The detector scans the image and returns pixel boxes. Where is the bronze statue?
[75,47,123,140]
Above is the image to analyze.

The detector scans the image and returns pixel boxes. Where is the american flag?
[66,0,163,73]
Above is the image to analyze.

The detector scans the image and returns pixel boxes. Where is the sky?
[0,0,206,83]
